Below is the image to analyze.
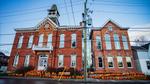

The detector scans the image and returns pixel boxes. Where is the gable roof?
[92,19,129,31]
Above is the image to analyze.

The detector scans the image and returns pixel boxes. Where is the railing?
[32,45,53,51]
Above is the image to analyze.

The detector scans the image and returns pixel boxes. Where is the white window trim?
[59,34,65,48]
[122,35,129,50]
[71,34,77,48]
[47,34,53,48]
[27,35,34,48]
[24,55,30,67]
[58,55,64,67]
[107,56,114,68]
[13,54,19,67]
[17,36,23,48]
[98,56,104,68]
[96,36,102,50]
[70,55,77,67]
[114,34,121,50]
[126,56,133,68]
[117,56,124,68]
[105,34,112,50]
[38,34,44,47]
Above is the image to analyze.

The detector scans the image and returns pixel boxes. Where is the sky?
[0,0,150,55]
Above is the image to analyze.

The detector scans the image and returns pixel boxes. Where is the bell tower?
[48,4,60,26]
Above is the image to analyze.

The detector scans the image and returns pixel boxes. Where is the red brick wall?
[92,21,136,72]
[8,22,83,71]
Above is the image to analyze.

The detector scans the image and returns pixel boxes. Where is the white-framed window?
[13,54,19,67]
[24,55,30,67]
[27,35,34,48]
[146,61,150,70]
[38,34,44,47]
[117,56,123,67]
[108,26,113,31]
[71,34,77,48]
[71,55,76,67]
[105,34,111,50]
[98,56,103,67]
[126,57,132,68]
[47,34,53,48]
[17,36,23,48]
[107,56,114,68]
[96,36,102,49]
[114,33,121,49]
[58,55,64,67]
[59,34,65,48]
[122,35,129,50]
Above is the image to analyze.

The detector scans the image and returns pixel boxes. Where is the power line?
[93,0,147,5]
[0,10,82,24]
[0,0,83,14]
[94,10,150,15]
[64,0,71,25]
[70,0,76,25]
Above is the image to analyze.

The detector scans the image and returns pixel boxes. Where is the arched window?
[71,55,76,67]
[114,33,120,49]
[122,35,129,50]
[59,34,65,48]
[58,55,64,67]
[38,34,44,47]
[71,34,76,48]
[17,36,23,48]
[96,36,102,49]
[105,34,111,50]
[27,35,34,48]
[98,56,103,67]
[13,54,19,67]
[47,34,53,49]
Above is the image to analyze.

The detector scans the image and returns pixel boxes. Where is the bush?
[15,65,34,75]
[46,67,57,73]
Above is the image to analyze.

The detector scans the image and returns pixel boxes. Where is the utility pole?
[83,0,88,81]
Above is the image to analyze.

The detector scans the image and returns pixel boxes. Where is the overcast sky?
[0,0,150,55]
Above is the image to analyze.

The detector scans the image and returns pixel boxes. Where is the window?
[117,56,123,67]
[71,34,76,48]
[126,57,132,67]
[13,54,19,67]
[105,34,111,50]
[38,34,44,47]
[146,61,150,70]
[27,35,34,48]
[17,36,23,48]
[59,34,65,48]
[24,55,30,67]
[108,26,113,31]
[96,36,102,49]
[71,55,76,67]
[108,57,114,68]
[114,34,121,49]
[58,55,64,67]
[98,57,103,67]
[122,35,129,50]
[47,34,53,49]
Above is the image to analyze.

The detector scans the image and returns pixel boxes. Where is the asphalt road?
[0,78,150,84]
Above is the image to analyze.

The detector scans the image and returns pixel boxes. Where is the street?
[0,78,150,84]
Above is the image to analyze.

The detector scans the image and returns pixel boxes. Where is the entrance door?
[38,54,48,70]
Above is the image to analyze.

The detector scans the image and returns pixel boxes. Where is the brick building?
[8,4,83,71]
[91,20,136,72]
[8,4,136,73]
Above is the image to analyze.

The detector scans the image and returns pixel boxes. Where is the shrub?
[15,65,34,75]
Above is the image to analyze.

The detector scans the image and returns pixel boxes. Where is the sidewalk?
[1,76,150,83]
